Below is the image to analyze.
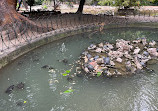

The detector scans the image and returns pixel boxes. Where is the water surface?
[0,27,158,111]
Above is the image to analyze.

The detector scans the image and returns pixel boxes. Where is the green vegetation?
[62,73,68,76]
[16,2,19,8]
[62,70,71,76]
[91,0,158,7]
[97,0,113,6]
[97,72,102,77]
[114,0,139,8]
[35,0,44,5]
[65,70,70,73]
[43,4,48,9]
[64,89,74,93]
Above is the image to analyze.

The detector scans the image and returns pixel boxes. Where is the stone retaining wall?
[0,24,99,69]
[0,22,158,70]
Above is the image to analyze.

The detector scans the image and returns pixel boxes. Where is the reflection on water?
[0,27,158,111]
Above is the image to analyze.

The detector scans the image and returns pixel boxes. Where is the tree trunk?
[17,0,23,11]
[0,0,25,29]
[0,0,54,40]
[30,5,32,12]
[53,0,56,10]
[76,0,85,13]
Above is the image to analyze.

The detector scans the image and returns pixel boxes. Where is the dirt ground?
[60,5,158,14]
[20,4,158,14]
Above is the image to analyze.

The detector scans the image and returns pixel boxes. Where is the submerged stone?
[143,51,149,57]
[76,73,83,77]
[87,54,92,59]
[94,56,99,60]
[16,102,24,106]
[95,48,102,53]
[140,61,146,67]
[88,44,96,50]
[67,77,73,82]
[62,59,68,64]
[42,65,54,70]
[147,59,158,65]
[149,40,156,46]
[49,67,54,70]
[87,64,94,71]
[145,68,155,73]
[41,65,49,69]
[104,57,110,65]
[16,82,25,89]
[5,85,14,94]
[116,58,122,63]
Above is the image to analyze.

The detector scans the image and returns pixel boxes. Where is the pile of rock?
[79,38,158,77]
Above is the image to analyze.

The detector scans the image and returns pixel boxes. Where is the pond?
[0,27,158,111]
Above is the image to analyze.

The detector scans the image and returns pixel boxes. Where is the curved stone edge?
[0,24,100,70]
[104,22,158,29]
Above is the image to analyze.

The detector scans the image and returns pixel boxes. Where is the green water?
[0,27,158,111]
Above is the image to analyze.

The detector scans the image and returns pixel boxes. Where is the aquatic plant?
[62,70,71,76]
[97,72,102,77]
[64,89,74,93]
[66,70,70,73]
[62,73,68,76]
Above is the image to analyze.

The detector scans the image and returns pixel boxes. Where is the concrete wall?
[0,24,99,69]
[0,22,157,70]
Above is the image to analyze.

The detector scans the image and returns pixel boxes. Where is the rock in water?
[133,47,140,54]
[79,38,158,77]
[87,54,92,59]
[94,56,99,60]
[96,58,103,64]
[16,82,25,89]
[140,61,146,67]
[147,59,158,65]
[62,59,68,64]
[147,48,158,57]
[88,44,96,50]
[42,65,54,70]
[116,58,122,63]
[16,102,24,106]
[5,85,14,94]
[104,57,110,65]
[149,40,156,46]
[142,38,147,45]
[145,67,155,73]
[98,43,104,47]
[95,48,102,53]
[76,73,83,77]
[143,51,149,57]
[67,77,73,82]
[49,67,54,70]
[84,67,89,73]
[41,65,49,69]
[87,64,94,71]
